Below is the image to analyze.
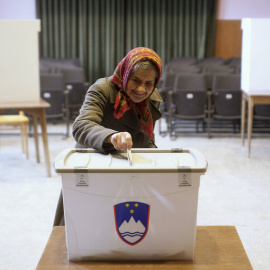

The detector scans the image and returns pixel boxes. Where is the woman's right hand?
[109,132,133,150]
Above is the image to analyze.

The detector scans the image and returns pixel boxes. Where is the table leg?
[247,97,254,158]
[32,115,40,163]
[23,122,29,159]
[241,96,246,146]
[39,109,51,177]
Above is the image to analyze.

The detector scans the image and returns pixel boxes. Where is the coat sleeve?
[72,78,117,152]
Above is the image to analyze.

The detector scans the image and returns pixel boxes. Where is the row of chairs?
[39,58,89,137]
[159,72,270,139]
[167,56,241,71]
[161,57,241,91]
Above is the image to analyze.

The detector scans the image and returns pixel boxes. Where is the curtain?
[36,0,217,84]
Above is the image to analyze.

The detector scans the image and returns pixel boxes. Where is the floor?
[0,120,269,270]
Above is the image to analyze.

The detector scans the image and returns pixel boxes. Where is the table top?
[36,226,253,270]
[242,90,270,97]
[0,98,50,109]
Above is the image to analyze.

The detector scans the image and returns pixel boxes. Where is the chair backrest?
[254,105,270,118]
[212,74,241,117]
[40,73,64,89]
[203,66,236,90]
[161,72,178,112]
[203,65,235,74]
[54,58,81,67]
[169,65,202,74]
[56,67,85,84]
[162,72,178,91]
[223,57,242,74]
[174,74,207,91]
[170,57,197,65]
[173,91,207,117]
[224,57,241,66]
[198,57,224,66]
[40,73,65,117]
[173,74,207,118]
[212,74,240,90]
[65,82,87,106]
[40,57,81,68]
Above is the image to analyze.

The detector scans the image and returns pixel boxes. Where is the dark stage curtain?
[36,0,217,84]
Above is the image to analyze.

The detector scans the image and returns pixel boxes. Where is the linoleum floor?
[0,121,269,270]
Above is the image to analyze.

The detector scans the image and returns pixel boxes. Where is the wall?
[1,0,270,59]
[217,0,270,20]
[215,0,270,59]
[0,0,36,19]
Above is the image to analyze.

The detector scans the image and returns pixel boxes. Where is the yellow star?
[134,203,139,207]
[125,203,129,207]
[130,209,134,214]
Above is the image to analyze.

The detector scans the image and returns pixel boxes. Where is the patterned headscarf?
[111,47,162,139]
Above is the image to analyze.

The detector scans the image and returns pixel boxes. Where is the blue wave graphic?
[121,232,144,237]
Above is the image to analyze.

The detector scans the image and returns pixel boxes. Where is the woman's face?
[126,68,157,103]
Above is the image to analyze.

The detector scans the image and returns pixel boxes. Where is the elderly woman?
[54,47,163,225]
[73,46,163,152]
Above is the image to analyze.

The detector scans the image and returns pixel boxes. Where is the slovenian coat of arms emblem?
[114,201,150,246]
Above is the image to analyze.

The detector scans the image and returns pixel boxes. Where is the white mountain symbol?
[118,216,146,244]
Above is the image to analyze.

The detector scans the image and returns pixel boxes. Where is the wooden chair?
[0,111,29,158]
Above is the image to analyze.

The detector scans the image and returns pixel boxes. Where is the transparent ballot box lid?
[54,148,207,174]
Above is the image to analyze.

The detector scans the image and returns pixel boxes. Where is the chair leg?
[158,118,162,135]
[66,111,70,138]
[170,118,176,140]
[207,116,211,138]
[64,90,70,138]
[207,91,212,139]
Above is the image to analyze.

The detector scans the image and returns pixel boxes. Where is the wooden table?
[241,91,270,157]
[0,98,51,176]
[36,226,253,269]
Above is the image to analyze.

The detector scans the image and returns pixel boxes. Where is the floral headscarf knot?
[111,47,162,139]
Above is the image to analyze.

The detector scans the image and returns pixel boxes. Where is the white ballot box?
[54,148,207,261]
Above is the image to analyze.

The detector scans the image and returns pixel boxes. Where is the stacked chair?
[253,105,270,132]
[55,66,87,137]
[159,72,178,136]
[39,58,88,137]
[167,74,209,140]
[40,73,68,135]
[209,74,242,137]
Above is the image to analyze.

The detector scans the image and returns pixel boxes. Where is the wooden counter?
[36,226,253,269]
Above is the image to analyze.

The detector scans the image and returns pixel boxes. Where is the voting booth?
[0,20,40,103]
[54,148,207,261]
[241,18,270,95]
